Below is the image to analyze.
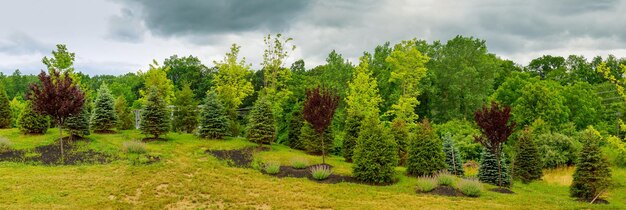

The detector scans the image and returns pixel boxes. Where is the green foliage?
[198,91,229,139]
[65,104,91,138]
[491,72,535,107]
[386,40,429,122]
[512,129,543,183]
[247,98,275,145]
[442,132,464,176]
[570,127,612,200]
[513,80,569,128]
[436,172,455,186]
[415,176,438,192]
[391,119,409,165]
[0,88,11,128]
[434,119,482,161]
[122,141,147,154]
[0,137,11,152]
[172,84,198,133]
[406,120,446,176]
[42,44,75,73]
[310,165,332,180]
[139,61,175,104]
[213,44,254,125]
[263,161,281,175]
[478,150,511,187]
[300,122,333,155]
[140,87,170,139]
[457,179,483,197]
[91,84,118,132]
[9,97,24,128]
[562,81,602,130]
[352,119,398,183]
[346,55,382,120]
[342,114,361,162]
[17,101,49,134]
[287,105,304,149]
[606,136,626,167]
[164,55,212,100]
[290,158,308,169]
[535,132,581,168]
[114,96,134,130]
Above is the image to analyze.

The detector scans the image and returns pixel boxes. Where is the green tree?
[300,122,334,155]
[114,96,134,130]
[287,104,305,150]
[261,34,295,121]
[172,84,198,133]
[513,80,569,128]
[42,44,75,74]
[352,119,398,183]
[406,120,446,176]
[562,82,602,130]
[17,101,49,134]
[139,60,175,104]
[0,87,11,128]
[442,132,464,176]
[198,91,228,139]
[140,87,170,139]
[9,97,25,128]
[391,119,410,165]
[164,55,212,99]
[91,84,118,132]
[512,129,542,183]
[65,103,91,138]
[491,72,536,107]
[478,149,511,187]
[342,114,362,162]
[570,127,611,201]
[247,97,275,146]
[527,55,566,81]
[433,119,482,161]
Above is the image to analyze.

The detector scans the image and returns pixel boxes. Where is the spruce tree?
[173,84,198,133]
[406,120,446,176]
[352,119,398,183]
[0,88,10,128]
[512,129,542,183]
[300,122,334,155]
[287,105,305,149]
[65,103,91,139]
[342,114,362,162]
[198,91,229,139]
[570,127,611,201]
[91,84,117,132]
[479,149,511,187]
[17,101,49,134]
[391,119,409,166]
[247,97,275,146]
[114,96,134,130]
[442,132,465,176]
[140,87,170,139]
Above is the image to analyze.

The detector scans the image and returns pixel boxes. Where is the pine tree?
[173,84,198,133]
[287,105,304,149]
[442,132,465,176]
[140,87,170,139]
[17,101,49,134]
[198,91,229,139]
[114,96,134,130]
[406,120,446,176]
[300,122,334,155]
[512,129,542,183]
[391,119,409,166]
[91,84,117,132]
[570,127,611,200]
[353,119,398,183]
[247,97,275,146]
[0,88,11,128]
[65,103,91,139]
[342,114,362,162]
[479,149,511,187]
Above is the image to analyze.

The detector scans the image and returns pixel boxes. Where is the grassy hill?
[0,128,624,209]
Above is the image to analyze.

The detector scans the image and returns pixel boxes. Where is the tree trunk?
[58,123,64,164]
[451,147,457,175]
[320,131,325,164]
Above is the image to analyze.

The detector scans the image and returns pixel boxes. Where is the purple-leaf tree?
[474,101,516,189]
[28,69,85,163]
[303,86,340,164]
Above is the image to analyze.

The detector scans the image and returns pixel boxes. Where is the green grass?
[1,128,625,209]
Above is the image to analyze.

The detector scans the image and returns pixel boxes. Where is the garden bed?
[0,138,114,165]
[417,186,465,197]
[206,146,270,168]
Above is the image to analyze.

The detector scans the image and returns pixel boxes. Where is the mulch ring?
[576,198,609,204]
[206,146,270,168]
[0,137,114,165]
[418,186,465,197]
[489,188,515,194]
[271,164,359,184]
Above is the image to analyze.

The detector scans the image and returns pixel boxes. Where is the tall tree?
[140,87,170,139]
[114,96,134,130]
[173,83,198,133]
[513,80,569,128]
[406,120,446,176]
[302,86,340,164]
[0,87,11,128]
[512,128,543,183]
[139,60,175,104]
[527,55,566,81]
[570,127,612,201]
[91,84,118,132]
[260,33,295,120]
[164,55,212,99]
[198,91,228,139]
[247,97,275,146]
[42,44,75,74]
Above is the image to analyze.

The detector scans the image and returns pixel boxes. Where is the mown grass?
[0,128,625,209]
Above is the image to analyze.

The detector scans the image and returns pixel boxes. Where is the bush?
[442,132,464,176]
[247,98,275,146]
[342,114,362,162]
[570,127,611,200]
[436,171,455,186]
[352,119,398,183]
[535,132,580,168]
[512,129,542,183]
[9,97,25,128]
[122,141,147,154]
[406,120,446,176]
[91,84,118,132]
[264,161,281,175]
[0,137,12,152]
[17,101,49,134]
[457,178,482,197]
[290,158,308,169]
[415,176,438,192]
[310,165,332,180]
[478,149,511,187]
[433,119,482,161]
[0,88,11,128]
[199,91,228,139]
[606,136,626,167]
[140,87,170,139]
[300,122,334,155]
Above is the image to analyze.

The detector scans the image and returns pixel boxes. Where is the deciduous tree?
[302,86,339,164]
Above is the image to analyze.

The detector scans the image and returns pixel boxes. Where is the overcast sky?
[1,0,625,75]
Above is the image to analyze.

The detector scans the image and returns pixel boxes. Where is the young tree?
[391,118,409,165]
[442,132,465,176]
[65,103,90,139]
[140,87,170,139]
[17,101,49,134]
[198,91,229,139]
[139,60,175,104]
[247,97,275,146]
[287,104,305,150]
[42,44,75,73]
[9,97,25,128]
[173,84,198,133]
[352,119,398,183]
[302,86,340,164]
[342,114,362,162]
[261,34,295,122]
[0,87,11,128]
[91,84,117,132]
[479,149,511,187]
[114,96,134,130]
[512,128,543,183]
[474,101,516,189]
[406,120,446,176]
[570,127,611,201]
[27,69,85,162]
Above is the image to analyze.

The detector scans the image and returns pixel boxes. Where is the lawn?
[0,128,624,209]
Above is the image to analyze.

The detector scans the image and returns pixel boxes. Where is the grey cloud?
[0,32,51,55]
[107,8,146,42]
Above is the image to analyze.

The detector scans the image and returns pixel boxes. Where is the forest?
[1,34,626,208]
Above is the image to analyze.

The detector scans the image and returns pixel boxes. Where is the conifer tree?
[406,120,446,176]
[247,97,275,146]
[391,118,409,165]
[300,122,334,155]
[287,104,305,149]
[9,97,25,128]
[0,88,11,128]
[442,132,464,176]
[342,114,362,162]
[479,149,511,187]
[140,87,170,139]
[198,91,229,139]
[91,84,117,132]
[18,101,49,134]
[114,96,134,130]
[570,127,611,201]
[173,84,198,133]
[512,128,542,183]
[352,118,398,183]
[65,103,91,139]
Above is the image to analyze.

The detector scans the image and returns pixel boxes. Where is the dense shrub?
[310,165,332,180]
[300,122,334,155]
[65,104,91,138]
[91,84,118,132]
[606,136,626,167]
[0,88,11,128]
[535,132,581,168]
[416,176,438,192]
[570,127,611,200]
[17,101,49,134]
[199,91,229,139]
[0,137,12,152]
[122,141,147,154]
[406,120,446,176]
[512,129,543,183]
[391,119,409,165]
[140,87,170,139]
[9,98,25,128]
[434,119,482,161]
[342,114,362,162]
[287,105,305,149]
[247,98,275,146]
[352,119,398,183]
[442,132,464,176]
[172,84,198,133]
[457,178,482,197]
[478,150,511,187]
[115,96,134,130]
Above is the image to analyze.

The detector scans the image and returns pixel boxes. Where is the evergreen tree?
[91,84,117,132]
[247,97,275,146]
[140,87,170,139]
[0,88,11,128]
[479,149,511,187]
[570,127,611,200]
[300,122,334,155]
[65,103,91,139]
[198,91,229,139]
[114,96,134,130]
[173,84,198,133]
[343,114,362,162]
[391,119,409,165]
[512,129,542,183]
[9,97,25,128]
[406,120,446,176]
[352,119,398,183]
[442,132,465,176]
[287,104,305,150]
[17,101,49,134]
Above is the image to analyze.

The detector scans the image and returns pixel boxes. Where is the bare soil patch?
[206,147,269,168]
[0,139,114,165]
[490,188,515,194]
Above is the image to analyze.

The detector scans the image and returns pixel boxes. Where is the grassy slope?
[0,128,624,209]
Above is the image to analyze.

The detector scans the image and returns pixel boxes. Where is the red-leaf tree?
[474,101,516,189]
[303,86,340,164]
[28,69,85,163]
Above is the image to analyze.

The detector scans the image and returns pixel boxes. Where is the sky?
[1,0,626,75]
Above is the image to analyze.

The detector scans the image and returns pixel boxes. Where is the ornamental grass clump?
[264,161,281,175]
[416,176,438,193]
[122,141,147,154]
[291,158,309,169]
[457,178,483,197]
[310,165,332,180]
[436,171,455,186]
[0,137,12,152]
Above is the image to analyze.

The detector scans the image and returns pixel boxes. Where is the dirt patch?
[490,188,515,194]
[269,164,395,185]
[576,198,609,204]
[0,150,25,162]
[94,130,117,134]
[142,137,166,143]
[418,186,465,197]
[0,139,114,165]
[206,147,270,168]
